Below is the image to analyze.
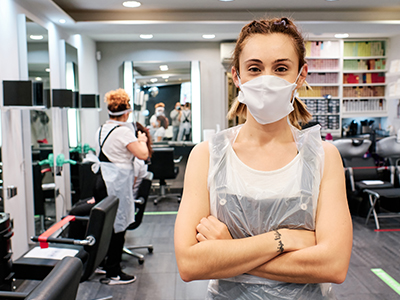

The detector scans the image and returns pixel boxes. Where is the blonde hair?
[104,88,131,115]
[228,17,312,129]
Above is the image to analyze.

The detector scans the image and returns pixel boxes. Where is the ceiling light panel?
[123,1,141,8]
[140,34,153,39]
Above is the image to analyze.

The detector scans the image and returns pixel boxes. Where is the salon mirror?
[26,17,56,234]
[124,61,201,144]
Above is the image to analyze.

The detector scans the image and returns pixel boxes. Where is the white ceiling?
[18,0,400,42]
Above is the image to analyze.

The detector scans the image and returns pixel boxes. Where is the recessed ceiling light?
[335,33,349,38]
[150,78,158,83]
[45,68,50,72]
[165,79,169,82]
[162,75,169,79]
[123,1,141,8]
[30,35,43,40]
[159,65,169,71]
[59,19,66,24]
[140,34,153,39]
[202,34,216,39]
[35,77,42,81]
[219,0,234,2]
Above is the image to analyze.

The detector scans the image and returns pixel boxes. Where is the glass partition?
[26,17,56,233]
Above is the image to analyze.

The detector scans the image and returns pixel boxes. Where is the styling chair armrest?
[173,155,183,164]
[0,292,29,299]
[31,215,94,248]
[31,235,96,247]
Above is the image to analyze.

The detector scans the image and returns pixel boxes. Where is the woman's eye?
[248,67,261,73]
[275,66,288,73]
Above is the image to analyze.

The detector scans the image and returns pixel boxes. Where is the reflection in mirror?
[131,61,192,143]
[65,43,81,149]
[26,17,55,234]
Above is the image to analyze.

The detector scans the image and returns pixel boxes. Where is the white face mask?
[237,67,303,125]
[155,107,164,116]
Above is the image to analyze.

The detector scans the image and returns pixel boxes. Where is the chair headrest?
[332,139,372,158]
[376,136,400,157]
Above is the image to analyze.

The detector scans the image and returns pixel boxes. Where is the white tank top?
[226,143,302,200]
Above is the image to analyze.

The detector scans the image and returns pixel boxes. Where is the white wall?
[96,42,228,136]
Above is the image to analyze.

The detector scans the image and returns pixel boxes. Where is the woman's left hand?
[196,215,232,242]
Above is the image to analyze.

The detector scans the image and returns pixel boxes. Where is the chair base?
[364,188,400,229]
[123,245,153,264]
[150,184,181,205]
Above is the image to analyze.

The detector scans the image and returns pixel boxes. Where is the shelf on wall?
[343,56,387,60]
[308,83,340,86]
[308,69,340,73]
[300,97,340,100]
[343,70,387,73]
[343,83,386,87]
[306,57,340,59]
[342,111,387,118]
[342,97,386,100]
[312,113,341,116]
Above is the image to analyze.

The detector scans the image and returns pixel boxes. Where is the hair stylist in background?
[95,88,148,285]
[170,102,182,141]
[174,17,352,299]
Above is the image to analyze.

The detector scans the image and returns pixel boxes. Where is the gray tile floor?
[72,196,400,300]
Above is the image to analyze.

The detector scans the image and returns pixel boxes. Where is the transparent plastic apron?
[206,124,336,300]
[98,125,136,233]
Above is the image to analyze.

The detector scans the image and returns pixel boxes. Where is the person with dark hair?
[133,122,153,198]
[175,18,352,299]
[94,88,148,285]
[153,115,169,142]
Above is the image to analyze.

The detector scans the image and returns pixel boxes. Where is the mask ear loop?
[291,65,305,104]
[237,72,242,87]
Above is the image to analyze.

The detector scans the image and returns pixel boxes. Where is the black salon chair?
[0,256,82,300]
[333,138,393,218]
[362,136,400,229]
[12,196,119,282]
[148,147,181,205]
[123,173,154,264]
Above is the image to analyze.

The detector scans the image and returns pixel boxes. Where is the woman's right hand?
[279,228,316,252]
[137,131,148,143]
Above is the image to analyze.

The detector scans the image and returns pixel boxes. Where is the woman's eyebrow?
[274,58,293,64]
[244,58,263,64]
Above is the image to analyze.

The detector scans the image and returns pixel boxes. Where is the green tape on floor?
[371,268,400,295]
[144,211,178,216]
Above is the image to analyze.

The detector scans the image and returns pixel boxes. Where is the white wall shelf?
[302,38,388,137]
[343,83,386,87]
[343,70,387,73]
[308,69,339,73]
[343,56,387,60]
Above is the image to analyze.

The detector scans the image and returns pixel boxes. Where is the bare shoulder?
[188,140,210,162]
[321,141,344,174]
[322,141,341,161]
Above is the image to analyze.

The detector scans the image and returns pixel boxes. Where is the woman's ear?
[232,66,240,88]
[296,64,308,89]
